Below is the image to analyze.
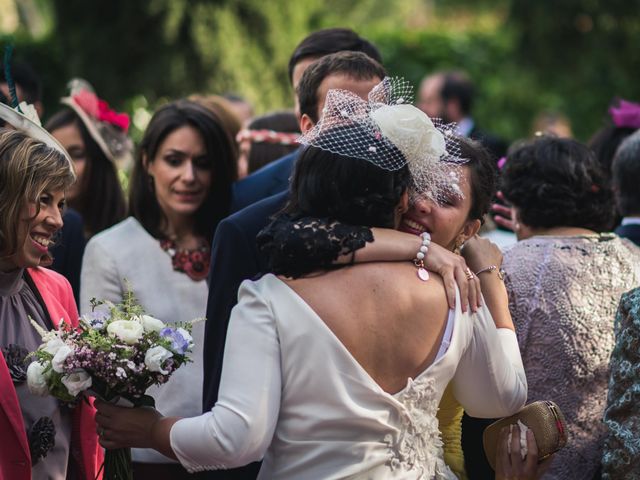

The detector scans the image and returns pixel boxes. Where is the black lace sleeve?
[257,214,374,278]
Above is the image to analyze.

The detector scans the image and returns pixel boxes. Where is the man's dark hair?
[502,136,615,232]
[588,124,636,180]
[612,131,640,216]
[287,28,382,84]
[0,61,42,104]
[297,51,386,123]
[440,71,474,116]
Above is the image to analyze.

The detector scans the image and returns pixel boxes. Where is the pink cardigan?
[0,267,103,480]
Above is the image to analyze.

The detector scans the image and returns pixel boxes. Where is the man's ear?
[299,114,315,134]
[445,98,461,122]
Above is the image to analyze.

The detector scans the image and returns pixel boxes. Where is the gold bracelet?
[474,265,505,280]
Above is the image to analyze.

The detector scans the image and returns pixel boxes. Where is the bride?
[95,79,526,478]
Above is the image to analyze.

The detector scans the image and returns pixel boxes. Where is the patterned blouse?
[503,233,640,479]
[602,287,640,479]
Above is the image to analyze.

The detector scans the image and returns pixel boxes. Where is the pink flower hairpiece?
[609,99,640,129]
[72,90,130,132]
[236,129,300,146]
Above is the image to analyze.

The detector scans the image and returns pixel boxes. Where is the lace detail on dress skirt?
[384,377,457,479]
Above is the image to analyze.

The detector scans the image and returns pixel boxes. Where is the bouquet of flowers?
[27,286,200,480]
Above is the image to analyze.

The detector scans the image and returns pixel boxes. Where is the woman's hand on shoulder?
[425,242,482,313]
[461,235,503,274]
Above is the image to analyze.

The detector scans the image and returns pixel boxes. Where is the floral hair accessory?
[236,128,300,146]
[60,78,133,163]
[609,99,640,129]
[298,77,467,204]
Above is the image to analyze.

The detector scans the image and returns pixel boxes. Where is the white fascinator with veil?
[298,77,468,203]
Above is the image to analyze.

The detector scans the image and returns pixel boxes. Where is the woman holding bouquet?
[81,99,237,478]
[0,122,103,479]
[94,82,526,478]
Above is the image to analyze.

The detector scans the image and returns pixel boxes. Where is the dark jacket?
[230,150,299,213]
[615,223,640,247]
[201,192,288,479]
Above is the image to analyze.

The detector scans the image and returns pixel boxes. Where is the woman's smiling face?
[0,189,65,271]
[399,166,479,251]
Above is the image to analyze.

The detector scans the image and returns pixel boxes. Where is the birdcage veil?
[298,77,468,204]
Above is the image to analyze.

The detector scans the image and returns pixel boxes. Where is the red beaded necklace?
[159,238,211,281]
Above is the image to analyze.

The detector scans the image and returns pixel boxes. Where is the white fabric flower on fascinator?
[298,77,467,204]
[0,101,74,169]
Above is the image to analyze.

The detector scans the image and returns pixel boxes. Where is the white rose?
[138,315,165,333]
[51,345,74,373]
[27,361,51,396]
[370,104,446,165]
[61,370,92,397]
[107,320,144,345]
[144,346,173,374]
[42,337,66,355]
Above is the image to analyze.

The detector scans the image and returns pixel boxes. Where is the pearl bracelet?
[414,232,431,281]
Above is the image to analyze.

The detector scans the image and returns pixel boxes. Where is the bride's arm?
[94,280,282,471]
[258,215,480,311]
[169,280,282,471]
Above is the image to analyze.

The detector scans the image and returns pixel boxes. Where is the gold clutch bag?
[482,400,568,471]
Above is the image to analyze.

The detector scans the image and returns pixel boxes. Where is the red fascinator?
[60,79,132,163]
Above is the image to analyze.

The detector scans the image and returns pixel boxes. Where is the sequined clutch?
[483,400,568,471]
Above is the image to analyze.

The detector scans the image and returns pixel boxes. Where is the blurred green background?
[2,0,639,143]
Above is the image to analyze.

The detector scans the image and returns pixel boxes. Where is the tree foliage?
[2,0,639,142]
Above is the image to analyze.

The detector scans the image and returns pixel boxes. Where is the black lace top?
[257,214,374,278]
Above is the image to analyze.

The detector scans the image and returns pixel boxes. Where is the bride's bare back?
[283,262,450,395]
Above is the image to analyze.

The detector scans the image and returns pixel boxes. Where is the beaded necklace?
[159,238,210,281]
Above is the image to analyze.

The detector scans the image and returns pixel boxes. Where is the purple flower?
[609,99,640,129]
[160,327,190,355]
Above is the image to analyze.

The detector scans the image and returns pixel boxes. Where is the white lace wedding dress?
[171,274,527,479]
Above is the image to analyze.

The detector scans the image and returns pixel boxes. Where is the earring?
[147,175,155,193]
[453,237,464,255]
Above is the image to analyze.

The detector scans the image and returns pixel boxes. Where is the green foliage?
[3,0,639,144]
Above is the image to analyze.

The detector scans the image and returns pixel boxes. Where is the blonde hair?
[0,128,75,256]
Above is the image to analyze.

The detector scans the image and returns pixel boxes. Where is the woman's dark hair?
[285,128,410,229]
[129,99,237,242]
[458,137,497,224]
[501,136,615,232]
[588,124,636,180]
[45,108,126,237]
[247,111,300,173]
